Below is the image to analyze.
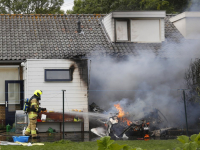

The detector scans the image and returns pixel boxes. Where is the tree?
[167,0,188,13]
[0,0,64,14]
[185,59,200,102]
[67,0,189,14]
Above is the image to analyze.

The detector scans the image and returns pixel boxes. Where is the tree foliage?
[0,0,64,14]
[67,0,189,14]
[185,59,200,102]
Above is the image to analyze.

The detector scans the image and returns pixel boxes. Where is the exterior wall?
[160,19,165,41]
[0,65,20,126]
[23,59,89,131]
[102,12,165,43]
[0,66,19,104]
[102,13,114,42]
[170,12,200,39]
[186,18,200,39]
[173,19,186,37]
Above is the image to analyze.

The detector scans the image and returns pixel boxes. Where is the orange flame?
[114,104,125,118]
[114,104,132,126]
[144,134,150,138]
[144,134,150,141]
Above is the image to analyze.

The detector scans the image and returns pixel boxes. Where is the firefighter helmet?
[34,90,42,97]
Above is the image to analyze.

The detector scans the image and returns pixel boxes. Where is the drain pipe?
[62,90,66,139]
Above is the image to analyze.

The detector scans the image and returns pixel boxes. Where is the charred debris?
[89,102,176,139]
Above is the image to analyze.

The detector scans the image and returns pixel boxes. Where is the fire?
[144,134,150,138]
[144,134,150,141]
[114,104,125,118]
[114,104,132,126]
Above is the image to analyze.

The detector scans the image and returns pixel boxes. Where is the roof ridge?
[0,14,106,16]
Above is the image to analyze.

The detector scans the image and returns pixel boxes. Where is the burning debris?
[89,102,105,113]
[90,103,171,139]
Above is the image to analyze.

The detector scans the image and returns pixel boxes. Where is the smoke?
[88,37,200,128]
[188,0,200,11]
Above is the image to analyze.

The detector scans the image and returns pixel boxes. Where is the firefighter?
[25,90,42,138]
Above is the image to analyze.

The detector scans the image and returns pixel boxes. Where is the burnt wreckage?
[89,103,170,139]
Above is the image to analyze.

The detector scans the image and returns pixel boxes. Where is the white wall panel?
[173,19,186,37]
[24,59,89,131]
[170,12,200,39]
[102,13,114,42]
[186,18,200,39]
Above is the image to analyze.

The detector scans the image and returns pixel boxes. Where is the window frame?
[44,69,72,81]
[115,19,130,42]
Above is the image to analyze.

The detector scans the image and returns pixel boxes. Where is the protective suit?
[25,90,42,138]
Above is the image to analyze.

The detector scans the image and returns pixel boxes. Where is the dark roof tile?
[0,14,185,60]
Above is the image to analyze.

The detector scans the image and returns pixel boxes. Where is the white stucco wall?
[173,19,186,37]
[170,12,200,39]
[186,18,200,39]
[23,59,89,132]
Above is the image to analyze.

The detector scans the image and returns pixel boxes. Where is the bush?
[97,136,146,150]
[176,133,200,150]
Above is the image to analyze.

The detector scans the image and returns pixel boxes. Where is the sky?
[61,0,74,12]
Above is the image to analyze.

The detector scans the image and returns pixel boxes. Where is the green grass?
[0,139,182,150]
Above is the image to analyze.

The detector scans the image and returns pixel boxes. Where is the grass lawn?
[0,139,182,150]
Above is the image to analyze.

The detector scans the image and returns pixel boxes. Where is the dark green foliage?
[0,0,64,14]
[96,136,146,150]
[185,59,200,103]
[67,0,191,14]
[176,133,200,150]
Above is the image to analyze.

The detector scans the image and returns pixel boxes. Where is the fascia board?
[112,11,166,18]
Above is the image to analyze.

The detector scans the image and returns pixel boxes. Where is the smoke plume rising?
[188,0,200,11]
[89,38,200,128]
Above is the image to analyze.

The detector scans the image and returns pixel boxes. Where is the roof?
[0,14,183,60]
[110,14,184,57]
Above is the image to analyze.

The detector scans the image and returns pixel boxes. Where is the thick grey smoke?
[89,38,200,128]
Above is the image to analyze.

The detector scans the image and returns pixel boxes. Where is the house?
[0,11,196,132]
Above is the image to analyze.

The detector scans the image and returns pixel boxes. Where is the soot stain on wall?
[69,64,75,81]
[70,59,88,87]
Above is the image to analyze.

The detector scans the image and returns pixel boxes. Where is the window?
[131,20,160,42]
[115,20,129,41]
[114,19,162,43]
[45,69,71,81]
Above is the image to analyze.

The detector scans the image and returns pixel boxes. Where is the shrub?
[97,136,145,150]
[176,133,200,150]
